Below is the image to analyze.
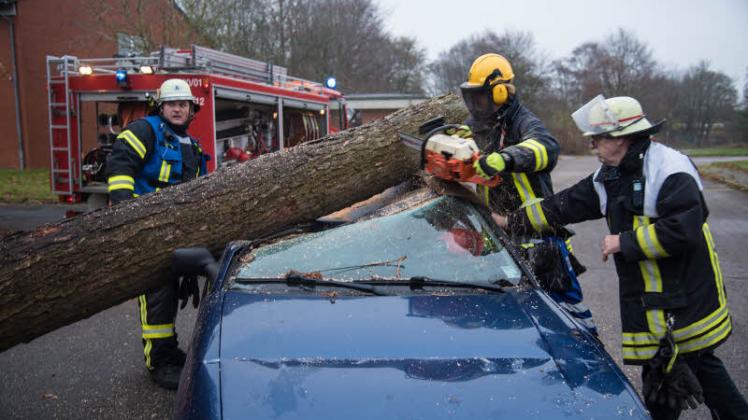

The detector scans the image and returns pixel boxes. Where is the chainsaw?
[399,118,501,187]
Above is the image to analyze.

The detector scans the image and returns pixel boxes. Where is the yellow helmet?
[460,54,515,117]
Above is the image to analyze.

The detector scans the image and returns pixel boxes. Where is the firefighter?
[494,95,748,419]
[106,78,209,390]
[459,53,597,335]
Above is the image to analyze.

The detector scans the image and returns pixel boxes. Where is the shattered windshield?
[233,196,522,285]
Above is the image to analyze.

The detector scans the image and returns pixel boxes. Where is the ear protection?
[484,69,514,106]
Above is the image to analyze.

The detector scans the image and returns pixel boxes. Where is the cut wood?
[0,93,469,352]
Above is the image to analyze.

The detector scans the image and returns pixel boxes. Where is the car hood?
[216,289,648,419]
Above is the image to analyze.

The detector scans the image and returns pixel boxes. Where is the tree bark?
[0,93,469,352]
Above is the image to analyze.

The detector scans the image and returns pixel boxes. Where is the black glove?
[642,329,704,411]
[178,274,200,309]
[663,359,704,410]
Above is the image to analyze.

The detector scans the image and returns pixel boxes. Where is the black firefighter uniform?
[508,139,731,365]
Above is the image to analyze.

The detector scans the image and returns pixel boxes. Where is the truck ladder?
[46,55,77,196]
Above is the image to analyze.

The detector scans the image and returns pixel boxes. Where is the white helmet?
[156,79,198,105]
[572,95,664,138]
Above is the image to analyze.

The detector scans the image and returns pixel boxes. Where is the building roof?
[345,93,428,110]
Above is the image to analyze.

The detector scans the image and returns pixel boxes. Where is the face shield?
[459,83,498,120]
[571,95,622,137]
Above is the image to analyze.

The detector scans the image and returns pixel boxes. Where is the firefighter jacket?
[467,97,560,233]
[107,116,208,203]
[508,139,732,365]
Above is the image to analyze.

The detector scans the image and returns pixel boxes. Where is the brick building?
[345,93,428,126]
[0,0,194,169]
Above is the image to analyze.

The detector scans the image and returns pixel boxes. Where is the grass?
[701,160,748,173]
[698,160,748,191]
[681,147,748,157]
[0,168,58,203]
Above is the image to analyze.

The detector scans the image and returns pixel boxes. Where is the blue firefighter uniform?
[106,115,208,373]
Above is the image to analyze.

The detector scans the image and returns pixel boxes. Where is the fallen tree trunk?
[0,93,469,352]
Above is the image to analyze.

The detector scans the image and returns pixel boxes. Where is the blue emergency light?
[115,69,129,88]
[324,77,337,89]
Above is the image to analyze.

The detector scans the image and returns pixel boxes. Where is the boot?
[148,347,187,390]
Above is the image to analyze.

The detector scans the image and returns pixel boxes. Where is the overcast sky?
[377,0,748,95]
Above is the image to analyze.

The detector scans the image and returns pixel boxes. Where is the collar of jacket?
[159,115,190,137]
[594,138,651,182]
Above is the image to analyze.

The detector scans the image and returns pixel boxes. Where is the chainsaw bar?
[398,132,427,167]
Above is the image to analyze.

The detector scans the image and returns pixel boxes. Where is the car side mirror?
[172,247,219,283]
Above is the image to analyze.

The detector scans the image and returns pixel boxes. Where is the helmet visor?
[571,94,621,136]
[459,83,496,119]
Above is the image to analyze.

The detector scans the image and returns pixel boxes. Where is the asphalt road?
[1,155,746,419]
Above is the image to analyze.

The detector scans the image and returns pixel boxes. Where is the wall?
[0,0,193,168]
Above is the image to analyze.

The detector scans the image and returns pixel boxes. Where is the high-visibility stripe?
[511,173,529,203]
[678,316,731,353]
[158,161,171,183]
[675,305,729,342]
[703,224,726,305]
[138,295,152,369]
[144,338,153,369]
[665,343,679,373]
[632,215,666,340]
[107,175,135,192]
[517,139,548,171]
[623,304,730,346]
[512,173,549,233]
[636,223,669,259]
[634,216,663,293]
[479,184,490,207]
[118,130,146,159]
[622,344,659,360]
[525,201,550,233]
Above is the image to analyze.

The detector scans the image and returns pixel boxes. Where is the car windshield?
[233,196,523,286]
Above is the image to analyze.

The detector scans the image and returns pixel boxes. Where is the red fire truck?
[46,45,351,207]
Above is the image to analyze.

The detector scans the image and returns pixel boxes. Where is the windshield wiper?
[355,276,509,293]
[235,273,390,296]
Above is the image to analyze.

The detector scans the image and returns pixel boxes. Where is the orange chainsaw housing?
[424,150,502,187]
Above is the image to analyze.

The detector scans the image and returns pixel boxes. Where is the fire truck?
[46,45,351,207]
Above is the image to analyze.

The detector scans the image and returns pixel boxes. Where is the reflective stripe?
[703,224,726,306]
[565,239,573,253]
[634,216,663,293]
[636,223,669,259]
[678,316,731,353]
[158,161,171,183]
[511,173,530,203]
[524,201,550,233]
[479,184,490,207]
[118,130,146,159]
[107,175,135,192]
[622,344,659,360]
[138,295,152,369]
[517,139,548,171]
[142,323,176,339]
[623,304,730,346]
[632,215,666,340]
[512,173,550,233]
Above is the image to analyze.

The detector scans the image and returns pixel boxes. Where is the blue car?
[173,190,650,419]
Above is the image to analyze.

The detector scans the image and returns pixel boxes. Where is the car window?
[234,196,522,285]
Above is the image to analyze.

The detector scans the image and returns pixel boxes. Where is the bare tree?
[675,61,738,145]
[88,0,206,54]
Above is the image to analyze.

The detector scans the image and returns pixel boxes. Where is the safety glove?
[178,274,201,309]
[642,319,705,411]
[445,125,473,139]
[473,152,506,179]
